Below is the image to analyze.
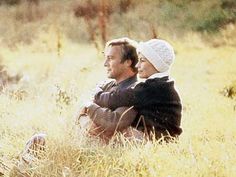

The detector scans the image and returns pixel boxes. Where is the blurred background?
[0,0,236,49]
[0,0,236,176]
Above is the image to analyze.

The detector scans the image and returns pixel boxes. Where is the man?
[79,39,140,141]
[94,39,183,141]
[1,39,140,176]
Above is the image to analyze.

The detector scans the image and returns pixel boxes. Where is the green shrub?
[194,9,227,32]
[0,0,21,5]
[158,0,236,33]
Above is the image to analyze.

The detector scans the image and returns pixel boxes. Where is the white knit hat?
[136,39,175,73]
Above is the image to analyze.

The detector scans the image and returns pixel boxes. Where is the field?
[1,1,236,177]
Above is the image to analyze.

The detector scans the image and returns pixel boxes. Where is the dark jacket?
[95,76,182,139]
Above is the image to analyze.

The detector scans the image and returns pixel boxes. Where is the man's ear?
[124,59,132,67]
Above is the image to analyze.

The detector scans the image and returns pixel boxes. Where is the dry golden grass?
[0,30,235,176]
[1,1,236,176]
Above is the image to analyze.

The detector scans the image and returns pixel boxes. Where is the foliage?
[0,3,236,175]
[0,0,21,5]
[1,0,236,49]
[221,81,236,99]
[0,58,21,91]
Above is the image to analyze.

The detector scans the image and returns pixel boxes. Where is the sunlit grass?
[0,3,236,175]
[0,32,235,176]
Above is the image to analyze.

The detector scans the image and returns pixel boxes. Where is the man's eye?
[139,58,145,62]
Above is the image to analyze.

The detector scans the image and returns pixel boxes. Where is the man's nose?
[104,59,108,67]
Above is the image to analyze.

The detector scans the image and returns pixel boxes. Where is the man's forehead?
[104,45,121,56]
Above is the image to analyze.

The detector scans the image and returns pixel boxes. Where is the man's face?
[104,45,126,80]
[136,53,158,78]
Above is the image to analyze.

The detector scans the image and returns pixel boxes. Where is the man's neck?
[115,72,136,84]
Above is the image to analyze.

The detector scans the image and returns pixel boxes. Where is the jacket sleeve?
[87,103,137,132]
[94,88,136,110]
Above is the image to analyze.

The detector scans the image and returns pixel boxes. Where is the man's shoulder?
[129,81,139,89]
[120,75,138,89]
[98,79,116,90]
[101,79,115,86]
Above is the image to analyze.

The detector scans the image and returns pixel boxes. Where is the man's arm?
[87,103,137,133]
[94,88,136,110]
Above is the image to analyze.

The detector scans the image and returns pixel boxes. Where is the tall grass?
[0,31,235,176]
[0,0,236,176]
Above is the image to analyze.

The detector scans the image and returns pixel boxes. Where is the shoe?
[17,133,46,174]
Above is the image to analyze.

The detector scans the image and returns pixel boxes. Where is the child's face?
[136,53,158,79]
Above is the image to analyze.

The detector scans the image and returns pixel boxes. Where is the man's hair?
[108,42,138,72]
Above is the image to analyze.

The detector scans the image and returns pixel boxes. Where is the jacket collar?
[148,70,170,79]
[115,75,138,90]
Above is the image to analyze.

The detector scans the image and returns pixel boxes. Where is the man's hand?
[79,106,88,117]
[75,107,88,125]
[75,101,93,125]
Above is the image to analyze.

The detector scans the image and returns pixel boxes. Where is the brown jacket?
[87,75,138,137]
